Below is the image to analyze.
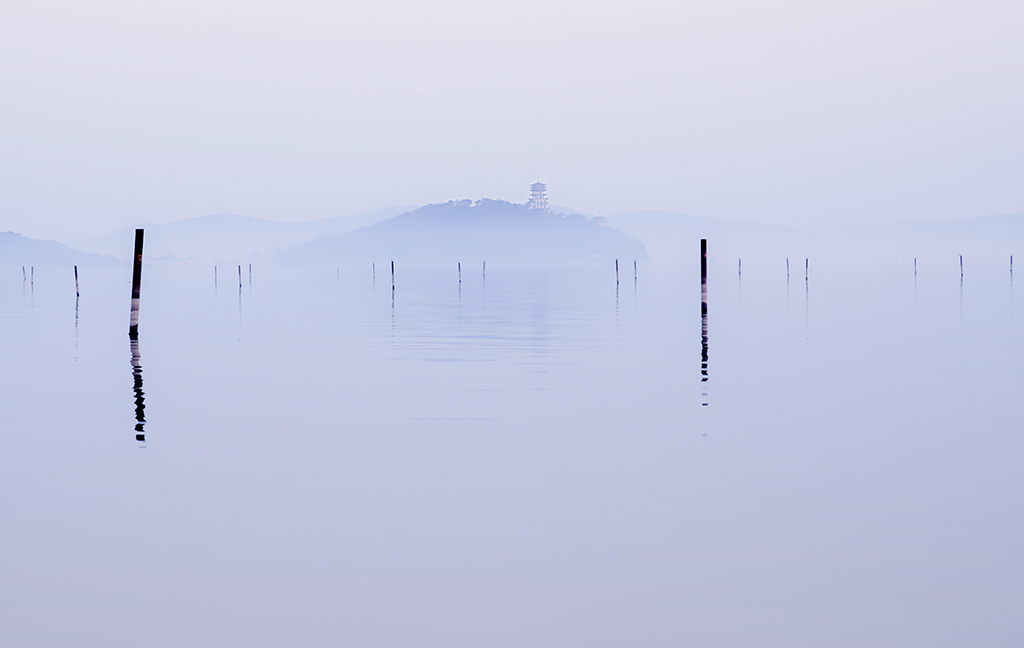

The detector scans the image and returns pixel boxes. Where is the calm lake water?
[1,254,1021,647]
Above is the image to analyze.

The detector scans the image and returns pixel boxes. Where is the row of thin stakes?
[80,227,1022,341]
[381,258,643,287]
[738,255,1015,280]
[384,260,489,288]
[20,265,79,295]
[212,264,252,286]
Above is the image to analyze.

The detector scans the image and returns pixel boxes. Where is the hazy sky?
[2,0,1023,240]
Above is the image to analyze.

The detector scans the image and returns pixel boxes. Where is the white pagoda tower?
[528,182,548,210]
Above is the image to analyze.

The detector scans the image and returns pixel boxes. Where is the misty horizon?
[2,1,1023,646]
[3,1,1023,240]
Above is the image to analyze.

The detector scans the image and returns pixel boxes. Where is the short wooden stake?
[74,265,79,297]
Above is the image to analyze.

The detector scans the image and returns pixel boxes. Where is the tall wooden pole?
[701,239,709,405]
[701,239,707,315]
[129,229,144,339]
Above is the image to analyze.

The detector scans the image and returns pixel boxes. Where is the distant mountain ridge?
[6,205,1022,268]
[0,232,119,268]
[276,199,650,265]
[605,210,1024,263]
[69,207,413,264]
[603,211,806,263]
[827,211,1024,241]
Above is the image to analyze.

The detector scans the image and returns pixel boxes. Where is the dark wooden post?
[701,239,707,315]
[129,229,144,339]
[701,239,709,405]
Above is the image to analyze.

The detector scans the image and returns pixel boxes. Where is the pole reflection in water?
[615,281,620,347]
[960,256,964,336]
[786,258,790,327]
[701,312,709,407]
[131,339,146,443]
[913,258,918,330]
[805,258,809,344]
[701,239,708,407]
[738,258,742,305]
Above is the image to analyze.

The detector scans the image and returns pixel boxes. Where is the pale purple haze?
[1,3,1023,647]
[2,0,1023,240]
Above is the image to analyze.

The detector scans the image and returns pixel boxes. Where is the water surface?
[1,256,1021,647]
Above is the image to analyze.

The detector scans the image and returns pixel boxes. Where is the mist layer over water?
[1,256,1021,647]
